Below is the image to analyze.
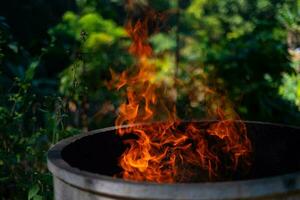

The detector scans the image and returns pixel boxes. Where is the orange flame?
[110,10,251,183]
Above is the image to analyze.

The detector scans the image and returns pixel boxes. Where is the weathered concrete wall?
[53,175,300,200]
[54,178,119,200]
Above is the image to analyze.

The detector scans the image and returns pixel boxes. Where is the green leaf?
[25,60,39,81]
[150,33,176,53]
[33,195,43,200]
[0,177,9,182]
[8,42,18,53]
[28,184,40,200]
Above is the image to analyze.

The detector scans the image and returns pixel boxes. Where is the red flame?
[109,10,252,183]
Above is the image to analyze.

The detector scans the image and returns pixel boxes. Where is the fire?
[109,9,251,183]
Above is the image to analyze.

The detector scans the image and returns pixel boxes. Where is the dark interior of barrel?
[61,122,300,182]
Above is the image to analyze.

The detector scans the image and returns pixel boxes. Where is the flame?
[109,10,251,183]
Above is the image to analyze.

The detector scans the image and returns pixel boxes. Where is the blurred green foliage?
[174,0,299,123]
[280,58,300,109]
[0,0,300,199]
[50,11,128,97]
[0,55,79,199]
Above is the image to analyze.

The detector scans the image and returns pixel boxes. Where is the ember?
[109,7,252,183]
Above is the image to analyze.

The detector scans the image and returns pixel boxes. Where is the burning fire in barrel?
[48,121,300,199]
[107,7,252,184]
[48,3,300,200]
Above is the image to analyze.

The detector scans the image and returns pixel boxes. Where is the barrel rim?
[47,121,300,200]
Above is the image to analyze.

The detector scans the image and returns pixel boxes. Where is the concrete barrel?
[47,121,300,200]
